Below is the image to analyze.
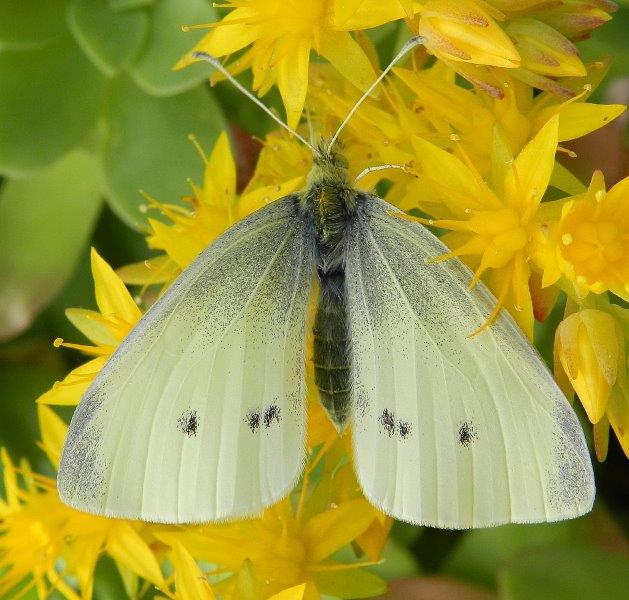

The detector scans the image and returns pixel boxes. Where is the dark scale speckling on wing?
[246,410,261,433]
[263,404,281,427]
[177,410,199,437]
[379,408,396,436]
[398,420,412,439]
[458,421,476,447]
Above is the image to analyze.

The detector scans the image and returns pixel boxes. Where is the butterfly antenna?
[305,104,316,148]
[193,51,317,155]
[327,36,424,154]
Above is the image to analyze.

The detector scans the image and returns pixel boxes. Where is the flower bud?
[417,0,521,68]
[555,308,623,423]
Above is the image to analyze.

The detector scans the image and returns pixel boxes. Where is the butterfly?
[58,40,595,528]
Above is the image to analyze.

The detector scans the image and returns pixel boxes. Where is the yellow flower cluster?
[181,0,618,126]
[1,1,627,598]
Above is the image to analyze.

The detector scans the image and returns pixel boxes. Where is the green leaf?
[66,0,149,77]
[0,37,106,175]
[0,0,68,50]
[499,546,629,600]
[579,10,629,101]
[313,568,387,598]
[369,539,421,581]
[442,518,593,589]
[102,76,225,228]
[0,364,61,480]
[93,556,131,600]
[108,0,154,10]
[0,149,103,339]
[550,161,586,196]
[128,0,216,96]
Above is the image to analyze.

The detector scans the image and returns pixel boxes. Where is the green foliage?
[0,149,102,339]
[0,0,225,336]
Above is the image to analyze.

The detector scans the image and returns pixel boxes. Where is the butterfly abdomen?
[301,151,361,430]
[313,269,351,430]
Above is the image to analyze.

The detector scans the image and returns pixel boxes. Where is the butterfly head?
[308,139,350,187]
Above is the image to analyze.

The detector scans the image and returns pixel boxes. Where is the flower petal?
[580,310,619,387]
[332,0,410,29]
[303,498,376,562]
[504,17,586,77]
[117,255,179,286]
[91,248,141,324]
[171,541,215,600]
[65,308,118,346]
[411,136,494,216]
[203,131,236,208]
[191,8,261,58]
[319,31,377,95]
[37,357,107,406]
[38,405,68,468]
[269,583,307,600]
[535,102,626,142]
[106,522,165,587]
[277,39,311,130]
[505,115,558,216]
[418,0,520,68]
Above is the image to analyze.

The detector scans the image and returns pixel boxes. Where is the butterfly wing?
[345,196,594,528]
[58,196,314,523]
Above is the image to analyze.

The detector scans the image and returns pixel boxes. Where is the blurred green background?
[0,1,628,599]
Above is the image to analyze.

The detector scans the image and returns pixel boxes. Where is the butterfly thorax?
[300,146,359,431]
[301,146,357,271]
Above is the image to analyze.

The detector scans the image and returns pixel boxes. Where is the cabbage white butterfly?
[58,39,594,527]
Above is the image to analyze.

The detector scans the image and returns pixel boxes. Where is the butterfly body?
[302,147,361,429]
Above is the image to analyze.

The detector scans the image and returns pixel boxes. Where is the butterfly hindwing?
[345,196,595,528]
[58,196,314,523]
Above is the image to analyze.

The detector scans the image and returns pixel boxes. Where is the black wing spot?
[458,421,476,447]
[263,404,281,428]
[178,410,199,437]
[379,409,395,436]
[246,411,261,433]
[398,420,411,439]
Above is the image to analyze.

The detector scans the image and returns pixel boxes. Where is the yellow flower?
[37,248,141,407]
[416,0,521,68]
[307,53,622,207]
[554,300,628,461]
[401,115,561,339]
[119,132,305,286]
[0,408,167,600]
[504,17,586,78]
[533,0,616,41]
[558,171,629,300]
[157,473,386,600]
[167,541,216,599]
[330,0,415,29]
[180,0,407,129]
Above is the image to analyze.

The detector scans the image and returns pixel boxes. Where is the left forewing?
[345,196,594,528]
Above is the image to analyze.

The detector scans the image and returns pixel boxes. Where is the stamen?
[188,133,208,163]
[557,145,577,158]
[467,276,510,337]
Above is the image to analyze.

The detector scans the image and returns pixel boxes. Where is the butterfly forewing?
[58,196,314,523]
[345,196,595,528]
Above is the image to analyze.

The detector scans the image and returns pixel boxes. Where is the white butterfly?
[58,39,595,528]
